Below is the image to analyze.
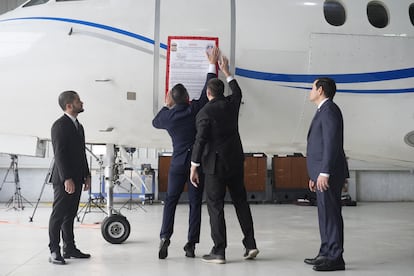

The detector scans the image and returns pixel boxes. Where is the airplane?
[1,0,413,242]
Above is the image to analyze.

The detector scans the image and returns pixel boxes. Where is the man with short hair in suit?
[48,90,91,264]
[305,77,349,271]
[190,55,258,264]
[153,47,220,259]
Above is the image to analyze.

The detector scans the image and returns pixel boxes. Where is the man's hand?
[83,176,91,191]
[309,179,316,192]
[207,46,220,64]
[190,165,199,188]
[165,90,174,108]
[64,178,76,194]
[218,55,230,77]
[316,175,329,192]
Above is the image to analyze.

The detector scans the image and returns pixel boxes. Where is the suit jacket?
[191,79,244,175]
[306,99,349,182]
[152,72,215,170]
[50,114,90,184]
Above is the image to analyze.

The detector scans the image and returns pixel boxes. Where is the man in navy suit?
[49,91,91,264]
[190,56,258,264]
[152,47,220,259]
[305,78,349,271]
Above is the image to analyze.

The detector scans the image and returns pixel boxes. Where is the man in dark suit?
[190,56,258,264]
[305,78,349,271]
[48,91,91,264]
[152,47,220,259]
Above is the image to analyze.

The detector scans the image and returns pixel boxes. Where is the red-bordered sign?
[166,36,219,99]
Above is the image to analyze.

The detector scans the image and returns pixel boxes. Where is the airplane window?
[367,1,389,28]
[410,4,414,26]
[323,1,346,26]
[23,0,49,7]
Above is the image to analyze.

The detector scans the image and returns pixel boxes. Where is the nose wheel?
[101,214,131,244]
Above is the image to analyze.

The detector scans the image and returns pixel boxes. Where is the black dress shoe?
[304,255,327,265]
[313,258,345,271]
[49,251,66,265]
[183,242,195,258]
[159,238,170,259]
[63,248,91,259]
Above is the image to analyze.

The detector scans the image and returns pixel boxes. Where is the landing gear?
[100,144,131,244]
[101,214,131,244]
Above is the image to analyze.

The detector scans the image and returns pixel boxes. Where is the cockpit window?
[323,1,346,26]
[367,1,389,28]
[409,3,414,26]
[23,0,49,7]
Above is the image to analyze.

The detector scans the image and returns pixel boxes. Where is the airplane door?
[308,33,414,163]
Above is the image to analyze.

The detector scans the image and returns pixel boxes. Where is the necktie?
[76,119,84,138]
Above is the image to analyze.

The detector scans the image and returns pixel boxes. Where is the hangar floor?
[0,202,413,276]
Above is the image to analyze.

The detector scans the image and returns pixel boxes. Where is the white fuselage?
[0,0,413,167]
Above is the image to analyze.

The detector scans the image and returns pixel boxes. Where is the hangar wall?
[1,151,414,203]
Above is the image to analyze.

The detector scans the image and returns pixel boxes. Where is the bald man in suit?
[305,78,349,272]
[153,47,220,259]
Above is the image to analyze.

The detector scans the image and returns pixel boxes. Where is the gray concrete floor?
[0,201,413,276]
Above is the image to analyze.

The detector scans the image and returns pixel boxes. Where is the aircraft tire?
[101,214,131,244]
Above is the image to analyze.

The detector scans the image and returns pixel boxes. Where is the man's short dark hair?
[207,78,224,98]
[171,83,189,104]
[58,90,78,111]
[315,77,336,99]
